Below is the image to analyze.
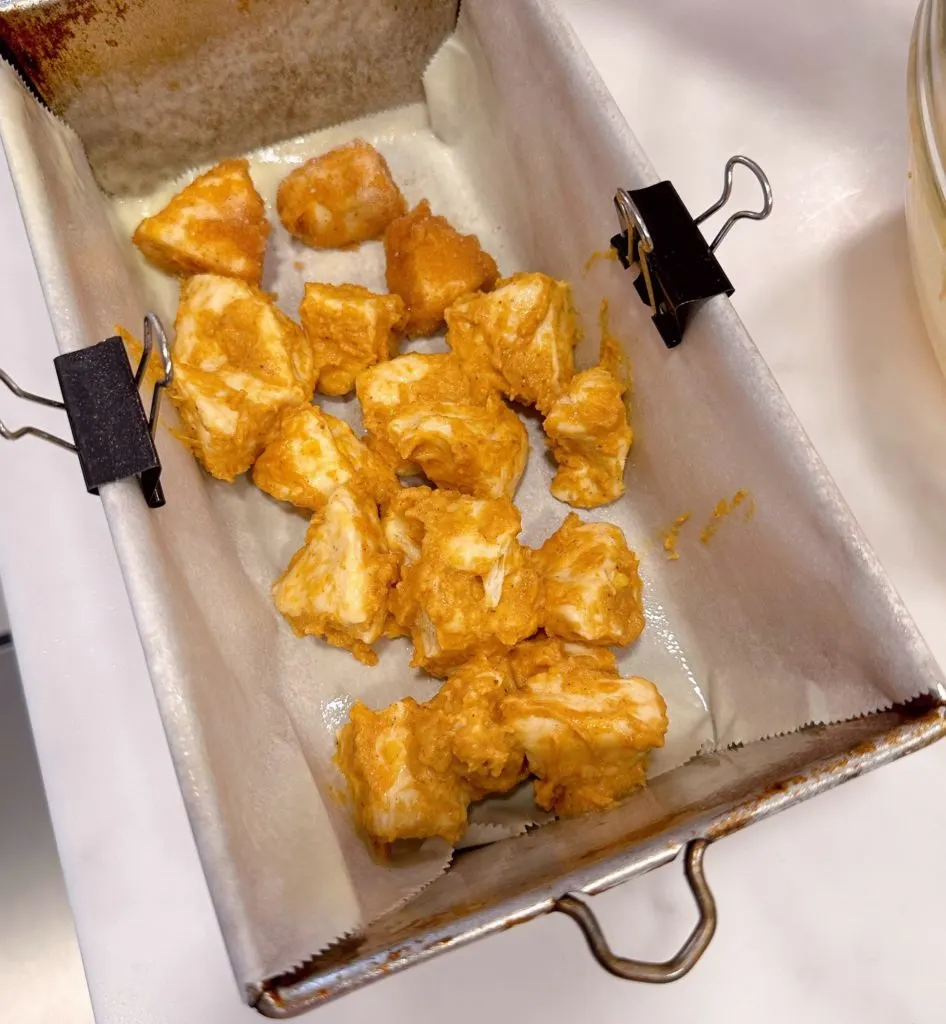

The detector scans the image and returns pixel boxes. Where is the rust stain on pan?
[376,948,406,971]
[406,900,490,935]
[0,0,460,193]
[1,0,218,101]
[705,731,906,841]
[367,935,459,979]
[0,0,113,99]
[848,736,882,758]
[705,778,805,840]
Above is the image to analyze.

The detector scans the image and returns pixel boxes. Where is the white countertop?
[3,0,946,1021]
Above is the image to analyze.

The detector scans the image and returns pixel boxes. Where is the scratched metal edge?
[254,706,946,1017]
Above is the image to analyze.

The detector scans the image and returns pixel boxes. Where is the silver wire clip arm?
[610,155,773,348]
[0,312,173,508]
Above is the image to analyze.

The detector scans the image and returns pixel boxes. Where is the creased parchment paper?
[0,0,942,994]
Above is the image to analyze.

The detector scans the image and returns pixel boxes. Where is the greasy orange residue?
[584,247,619,273]
[293,259,305,272]
[115,323,163,384]
[598,298,632,394]
[661,512,692,561]
[699,490,752,544]
[327,782,348,807]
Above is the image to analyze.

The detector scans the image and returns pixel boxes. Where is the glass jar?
[908,0,946,376]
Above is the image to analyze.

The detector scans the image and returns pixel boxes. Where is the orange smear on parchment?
[584,247,619,273]
[699,490,755,544]
[661,512,693,561]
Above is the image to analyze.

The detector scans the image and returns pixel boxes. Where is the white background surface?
[2,0,945,1021]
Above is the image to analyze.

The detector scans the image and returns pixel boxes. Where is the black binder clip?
[0,312,173,508]
[610,155,773,348]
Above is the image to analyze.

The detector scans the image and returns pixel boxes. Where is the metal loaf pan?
[1,0,944,1015]
[256,701,946,1014]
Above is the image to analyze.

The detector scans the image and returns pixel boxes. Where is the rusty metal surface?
[0,0,459,194]
[254,705,946,1017]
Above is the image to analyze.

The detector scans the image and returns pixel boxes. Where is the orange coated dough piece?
[336,698,471,845]
[336,654,526,846]
[382,488,541,677]
[336,639,668,843]
[300,283,407,396]
[538,513,645,647]
[415,656,527,798]
[133,159,269,284]
[544,365,632,508]
[168,274,316,481]
[385,393,529,500]
[277,139,406,249]
[384,200,499,337]
[252,404,396,512]
[272,485,396,665]
[508,634,619,685]
[355,353,479,471]
[445,272,579,413]
[504,662,667,816]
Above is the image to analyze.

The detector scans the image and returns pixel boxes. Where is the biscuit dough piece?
[253,404,396,512]
[336,640,669,843]
[544,365,632,508]
[277,139,406,249]
[385,393,529,500]
[384,488,541,676]
[337,698,471,845]
[133,159,269,284]
[539,514,644,647]
[336,654,529,846]
[380,484,435,637]
[356,353,478,471]
[168,274,316,480]
[445,272,579,412]
[384,200,499,337]
[416,655,527,798]
[505,665,668,815]
[273,485,396,665]
[508,634,619,685]
[300,283,407,396]
[381,485,435,570]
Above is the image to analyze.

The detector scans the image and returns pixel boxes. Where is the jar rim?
[915,0,946,208]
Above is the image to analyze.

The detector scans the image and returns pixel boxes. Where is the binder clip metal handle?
[611,155,773,348]
[0,312,173,508]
